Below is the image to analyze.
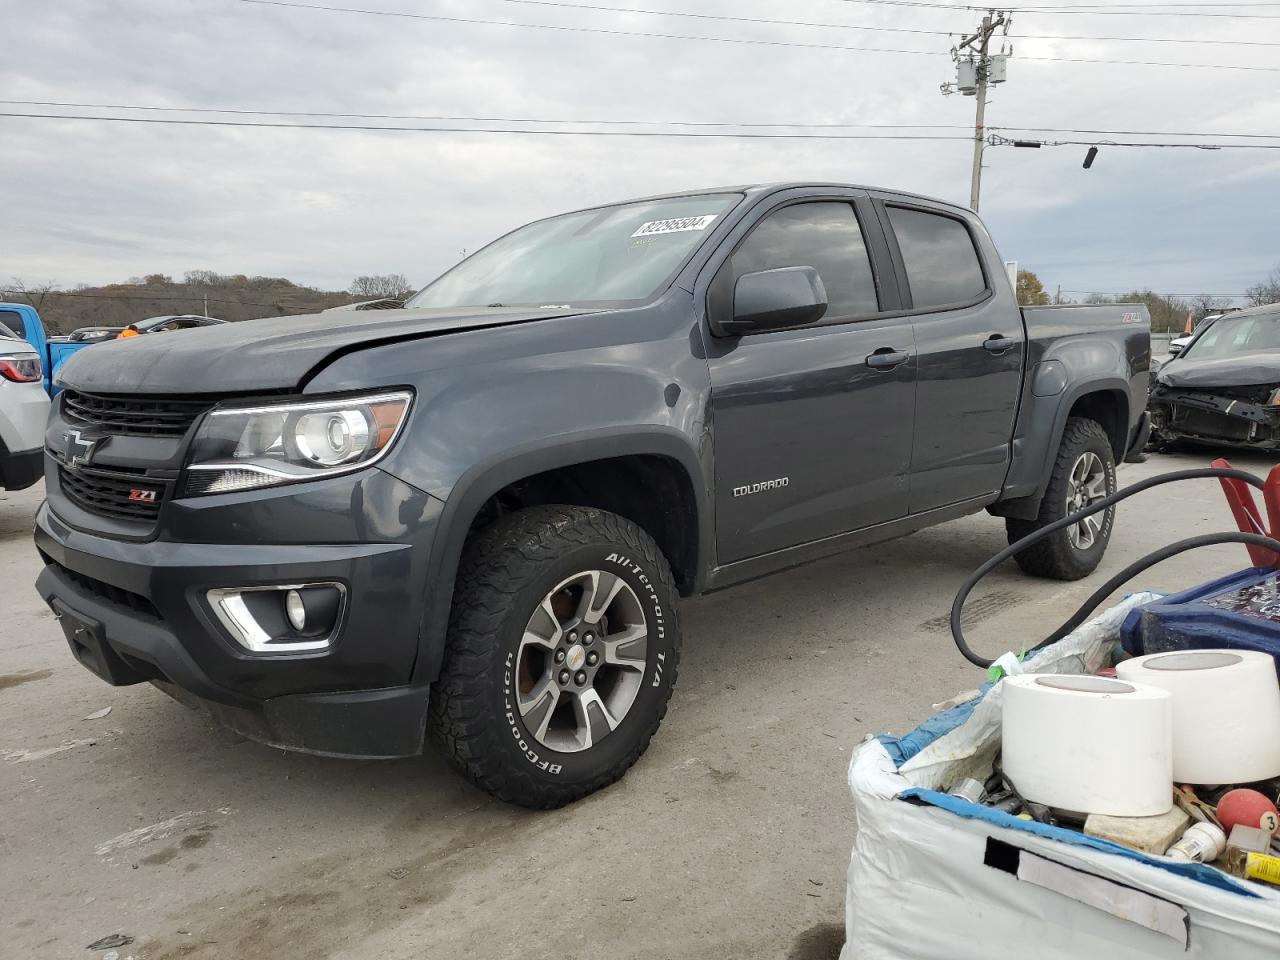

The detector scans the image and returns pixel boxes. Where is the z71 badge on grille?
[127,488,159,503]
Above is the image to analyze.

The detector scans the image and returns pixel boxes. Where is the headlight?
[184,390,412,495]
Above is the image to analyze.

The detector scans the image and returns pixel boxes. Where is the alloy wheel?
[1064,451,1109,550]
[515,569,648,753]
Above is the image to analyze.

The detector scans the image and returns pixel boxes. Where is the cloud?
[1,0,1277,299]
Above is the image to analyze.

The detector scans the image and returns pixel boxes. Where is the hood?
[55,306,593,395]
[1157,351,1280,389]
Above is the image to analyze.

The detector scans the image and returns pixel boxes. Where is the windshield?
[1182,311,1280,359]
[407,193,740,310]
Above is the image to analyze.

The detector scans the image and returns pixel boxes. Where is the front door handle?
[866,347,910,370]
[983,334,1018,354]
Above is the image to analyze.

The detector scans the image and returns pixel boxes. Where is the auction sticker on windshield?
[631,215,718,237]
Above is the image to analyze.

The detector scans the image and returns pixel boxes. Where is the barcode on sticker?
[1246,852,1280,885]
[631,215,718,238]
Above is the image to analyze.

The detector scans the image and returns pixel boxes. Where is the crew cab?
[34,183,1150,807]
[0,302,96,397]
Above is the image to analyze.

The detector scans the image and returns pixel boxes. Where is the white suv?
[0,332,49,490]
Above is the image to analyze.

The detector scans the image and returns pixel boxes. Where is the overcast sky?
[2,0,1278,301]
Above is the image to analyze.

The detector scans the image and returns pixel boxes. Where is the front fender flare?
[410,427,709,685]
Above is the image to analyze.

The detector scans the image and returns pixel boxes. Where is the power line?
[1013,30,1280,45]
[830,0,1280,17]
[9,112,1278,151]
[1020,53,1280,71]
[0,112,977,139]
[236,1,1280,70]
[989,134,1280,148]
[235,0,943,58]
[0,99,972,129]
[493,0,1280,46]
[994,124,1280,139]
[6,102,1279,142]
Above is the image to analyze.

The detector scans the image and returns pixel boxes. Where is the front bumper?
[1149,387,1280,448]
[34,470,445,759]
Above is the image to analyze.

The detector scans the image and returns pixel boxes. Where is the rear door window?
[887,206,987,310]
[730,202,879,320]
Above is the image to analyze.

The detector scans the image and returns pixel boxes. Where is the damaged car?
[1149,302,1280,450]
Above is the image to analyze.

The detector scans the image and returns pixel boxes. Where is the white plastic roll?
[1002,674,1172,817]
[1116,649,1280,784]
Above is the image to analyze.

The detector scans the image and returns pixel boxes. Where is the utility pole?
[941,10,1011,212]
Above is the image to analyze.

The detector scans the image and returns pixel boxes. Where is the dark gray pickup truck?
[35,183,1150,807]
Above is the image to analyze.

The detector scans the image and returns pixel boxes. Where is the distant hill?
[5,272,364,336]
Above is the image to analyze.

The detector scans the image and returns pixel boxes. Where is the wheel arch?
[413,428,709,684]
[992,380,1130,521]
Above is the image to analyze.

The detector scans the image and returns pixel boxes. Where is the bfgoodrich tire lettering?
[429,505,681,808]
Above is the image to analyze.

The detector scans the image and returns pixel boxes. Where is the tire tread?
[428,505,680,809]
[1007,417,1116,581]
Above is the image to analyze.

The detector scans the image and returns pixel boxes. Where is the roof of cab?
[574,182,974,217]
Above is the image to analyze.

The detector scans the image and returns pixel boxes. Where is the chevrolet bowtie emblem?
[62,428,106,467]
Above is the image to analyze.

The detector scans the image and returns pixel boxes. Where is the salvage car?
[34,183,1150,807]
[117,314,226,338]
[1167,312,1230,358]
[1149,302,1280,450]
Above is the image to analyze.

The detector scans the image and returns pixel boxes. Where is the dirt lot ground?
[2,447,1270,959]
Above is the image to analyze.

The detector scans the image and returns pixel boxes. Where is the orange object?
[117,327,139,339]
[1217,789,1280,836]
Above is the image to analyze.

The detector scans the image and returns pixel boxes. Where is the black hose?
[950,466,1280,669]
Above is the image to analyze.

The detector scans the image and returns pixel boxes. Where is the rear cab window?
[726,201,880,322]
[0,309,28,340]
[886,206,988,310]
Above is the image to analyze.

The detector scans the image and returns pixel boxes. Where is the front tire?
[1006,417,1117,581]
[429,505,681,808]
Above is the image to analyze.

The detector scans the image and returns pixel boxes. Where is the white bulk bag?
[842,594,1280,960]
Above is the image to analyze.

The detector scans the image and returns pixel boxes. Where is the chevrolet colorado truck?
[34,183,1150,808]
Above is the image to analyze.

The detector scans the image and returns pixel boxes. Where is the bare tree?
[1246,264,1280,307]
[1189,294,1231,319]
[8,277,58,312]
[184,269,223,286]
[349,274,415,301]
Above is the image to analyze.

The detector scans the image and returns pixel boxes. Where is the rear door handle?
[983,334,1018,354]
[866,347,910,370]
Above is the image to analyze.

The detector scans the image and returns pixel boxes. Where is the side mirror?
[715,266,828,337]
[1168,343,1183,356]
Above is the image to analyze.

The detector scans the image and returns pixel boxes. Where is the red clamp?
[1214,457,1280,568]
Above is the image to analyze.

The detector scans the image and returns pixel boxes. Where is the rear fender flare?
[998,378,1131,520]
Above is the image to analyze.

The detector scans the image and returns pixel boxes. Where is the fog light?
[285,589,307,631]
[206,582,346,653]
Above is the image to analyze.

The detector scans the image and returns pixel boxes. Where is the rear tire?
[1006,417,1117,581]
[429,505,680,808]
